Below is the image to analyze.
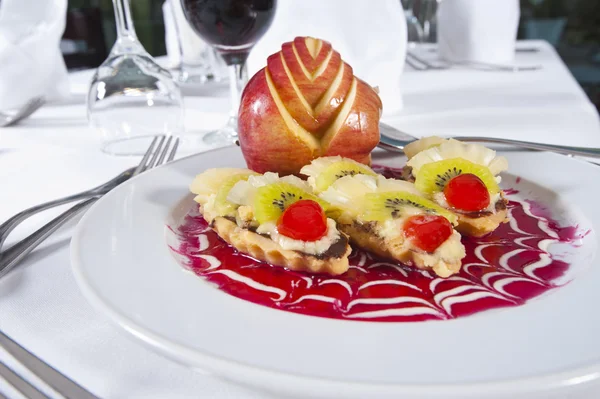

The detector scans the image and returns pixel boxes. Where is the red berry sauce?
[169,166,584,322]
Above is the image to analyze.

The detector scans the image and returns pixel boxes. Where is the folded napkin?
[0,0,69,110]
[437,0,520,64]
[246,0,408,115]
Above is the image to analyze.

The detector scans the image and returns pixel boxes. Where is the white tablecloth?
[1,40,599,399]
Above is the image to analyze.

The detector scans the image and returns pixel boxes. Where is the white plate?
[71,147,600,399]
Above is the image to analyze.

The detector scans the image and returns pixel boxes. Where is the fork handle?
[0,192,100,250]
[453,136,600,158]
[0,198,97,279]
[378,134,600,158]
[0,330,99,399]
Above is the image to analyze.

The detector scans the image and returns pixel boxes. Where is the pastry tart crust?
[211,216,351,275]
[454,197,509,237]
[336,221,462,278]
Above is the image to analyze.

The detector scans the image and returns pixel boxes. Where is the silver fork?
[406,51,542,72]
[0,97,45,127]
[0,168,136,251]
[0,135,179,279]
[0,329,98,398]
[377,122,600,158]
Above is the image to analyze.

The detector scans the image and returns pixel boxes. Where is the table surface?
[1,40,600,399]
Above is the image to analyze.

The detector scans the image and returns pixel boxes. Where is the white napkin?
[437,0,520,64]
[246,0,408,115]
[0,0,69,110]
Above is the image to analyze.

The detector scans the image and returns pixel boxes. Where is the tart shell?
[337,221,462,278]
[211,216,351,275]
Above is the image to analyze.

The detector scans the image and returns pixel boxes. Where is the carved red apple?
[238,36,383,175]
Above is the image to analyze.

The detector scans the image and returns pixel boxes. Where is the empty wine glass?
[167,0,228,84]
[401,0,424,45]
[87,0,184,156]
[181,0,277,147]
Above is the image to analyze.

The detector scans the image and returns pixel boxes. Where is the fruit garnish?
[407,139,508,177]
[253,182,329,224]
[403,136,446,160]
[314,161,377,192]
[300,156,377,192]
[444,173,490,212]
[277,200,328,241]
[360,191,457,225]
[415,158,499,196]
[213,172,259,216]
[238,36,382,176]
[403,214,453,253]
[190,168,255,204]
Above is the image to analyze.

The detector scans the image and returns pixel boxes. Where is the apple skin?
[238,37,382,175]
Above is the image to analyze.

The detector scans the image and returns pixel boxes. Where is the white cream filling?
[416,230,466,266]
[256,218,340,255]
[375,215,465,268]
[433,191,500,213]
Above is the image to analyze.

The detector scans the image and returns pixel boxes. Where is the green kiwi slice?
[415,158,499,195]
[314,161,377,192]
[253,182,329,224]
[360,191,458,225]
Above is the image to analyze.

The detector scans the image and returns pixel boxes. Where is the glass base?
[101,132,226,157]
[202,117,238,147]
[101,135,158,156]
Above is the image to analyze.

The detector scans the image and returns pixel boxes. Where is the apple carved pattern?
[238,36,383,175]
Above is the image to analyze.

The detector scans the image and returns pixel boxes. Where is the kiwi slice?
[315,161,377,192]
[253,182,329,224]
[415,158,499,195]
[213,173,258,217]
[361,191,457,225]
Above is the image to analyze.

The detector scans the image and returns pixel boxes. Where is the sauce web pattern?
[170,165,578,322]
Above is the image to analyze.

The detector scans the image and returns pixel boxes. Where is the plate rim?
[70,146,600,397]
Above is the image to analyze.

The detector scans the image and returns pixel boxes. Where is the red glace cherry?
[404,214,453,253]
[277,199,328,241]
[443,173,490,212]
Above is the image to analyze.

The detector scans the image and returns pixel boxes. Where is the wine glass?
[167,0,228,84]
[180,0,277,147]
[401,0,424,45]
[87,0,184,156]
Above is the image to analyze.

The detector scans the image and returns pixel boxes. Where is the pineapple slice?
[407,139,508,177]
[403,136,446,159]
[190,168,255,204]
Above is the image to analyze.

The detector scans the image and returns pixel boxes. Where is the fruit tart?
[403,138,510,237]
[301,157,466,277]
[189,168,351,275]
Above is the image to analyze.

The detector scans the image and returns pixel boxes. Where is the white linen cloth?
[1,41,600,398]
[437,0,520,64]
[0,0,70,111]
[246,0,408,115]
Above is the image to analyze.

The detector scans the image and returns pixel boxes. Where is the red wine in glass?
[181,0,276,65]
[180,0,276,147]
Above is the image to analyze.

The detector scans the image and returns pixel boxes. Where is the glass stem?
[228,63,248,120]
[111,0,144,55]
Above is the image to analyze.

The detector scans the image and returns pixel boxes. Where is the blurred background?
[62,0,600,111]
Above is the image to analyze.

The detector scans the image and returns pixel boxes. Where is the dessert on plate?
[301,157,466,277]
[403,138,510,237]
[237,36,382,175]
[189,168,352,275]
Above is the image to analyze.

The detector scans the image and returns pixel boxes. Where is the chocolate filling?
[456,197,508,219]
[313,233,349,260]
[219,215,348,259]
